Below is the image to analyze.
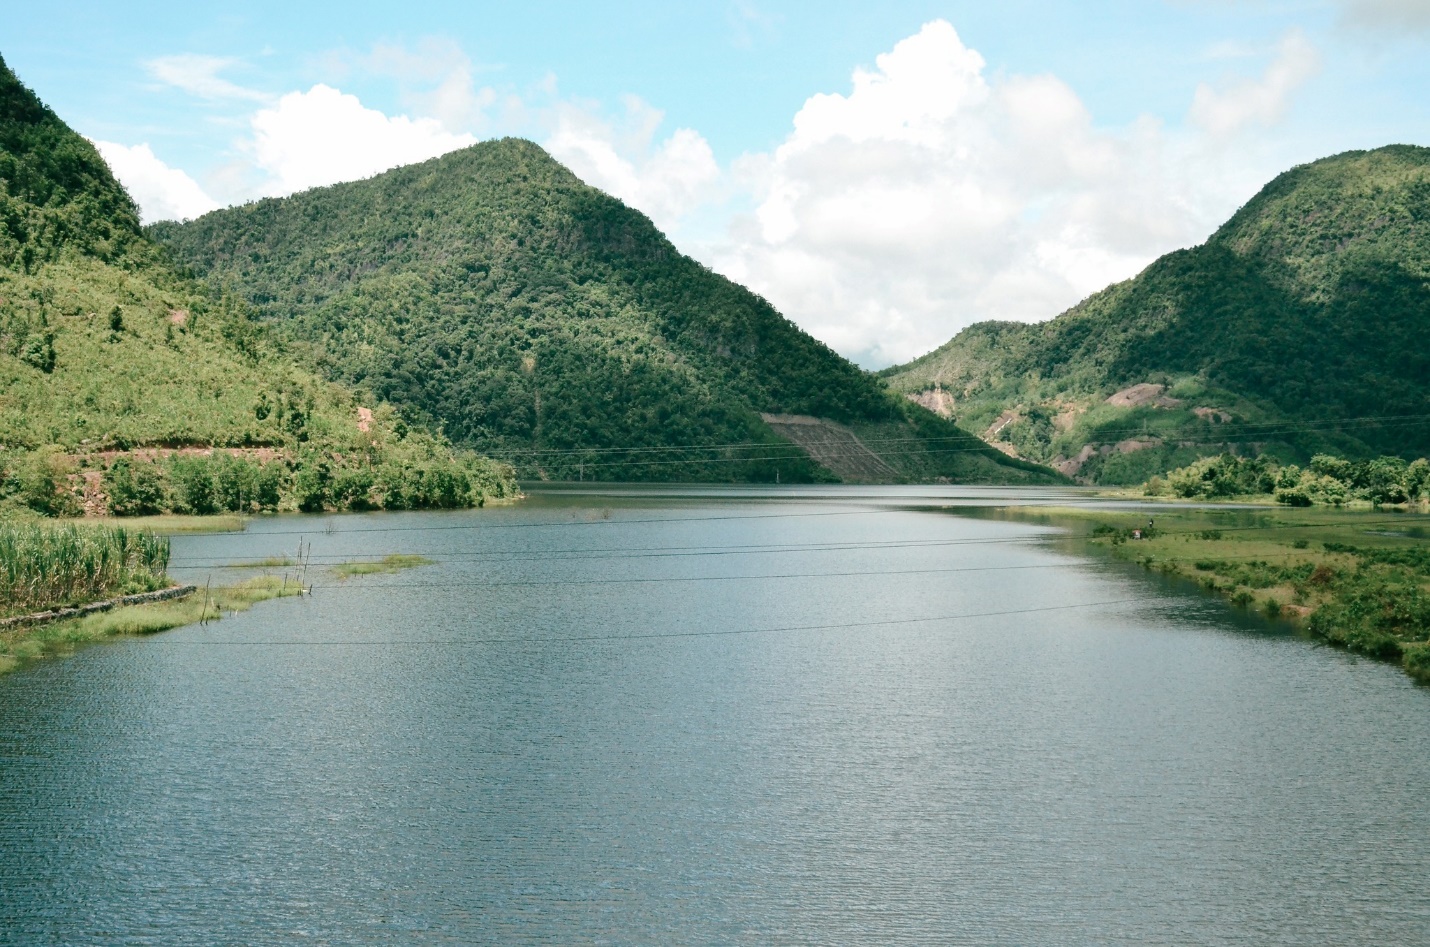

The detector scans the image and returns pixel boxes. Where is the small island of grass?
[330,554,433,579]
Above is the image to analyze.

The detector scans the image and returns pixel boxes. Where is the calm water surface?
[1,485,1427,944]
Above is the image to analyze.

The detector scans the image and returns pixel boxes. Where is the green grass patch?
[222,556,295,569]
[69,514,248,534]
[330,554,432,579]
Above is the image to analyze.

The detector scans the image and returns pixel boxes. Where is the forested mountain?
[882,146,1430,484]
[152,139,1054,484]
[0,54,514,516]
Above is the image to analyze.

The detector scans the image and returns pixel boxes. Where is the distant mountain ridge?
[153,139,1055,484]
[882,146,1430,484]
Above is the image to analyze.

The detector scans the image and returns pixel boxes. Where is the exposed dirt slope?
[761,414,900,483]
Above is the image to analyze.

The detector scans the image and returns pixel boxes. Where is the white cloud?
[545,96,721,234]
[145,54,270,102]
[248,84,476,196]
[355,38,504,133]
[1336,0,1430,32]
[702,20,1270,367]
[92,141,220,223]
[1190,30,1320,137]
[704,20,1322,367]
[730,1,781,49]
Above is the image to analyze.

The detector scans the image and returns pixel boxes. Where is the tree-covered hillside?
[0,53,515,516]
[153,139,1054,484]
[882,146,1430,484]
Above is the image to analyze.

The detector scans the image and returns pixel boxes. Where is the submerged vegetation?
[0,520,169,618]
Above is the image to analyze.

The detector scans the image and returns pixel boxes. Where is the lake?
[2,485,1427,944]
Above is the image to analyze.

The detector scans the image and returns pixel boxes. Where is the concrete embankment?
[0,585,198,631]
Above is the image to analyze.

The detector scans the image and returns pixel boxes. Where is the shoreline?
[0,576,306,675]
[995,503,1430,683]
[0,584,198,631]
[0,547,436,676]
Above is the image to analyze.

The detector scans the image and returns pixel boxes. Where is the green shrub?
[292,462,330,512]
[1402,643,1430,683]
[251,462,284,510]
[210,454,282,512]
[103,458,165,516]
[7,448,81,517]
[331,467,376,510]
[19,331,56,372]
[165,455,218,515]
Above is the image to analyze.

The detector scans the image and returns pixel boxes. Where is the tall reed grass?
[0,522,170,617]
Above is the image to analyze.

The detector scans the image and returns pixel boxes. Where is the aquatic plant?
[0,521,169,616]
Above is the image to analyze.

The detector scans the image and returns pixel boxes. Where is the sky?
[5,1,1430,367]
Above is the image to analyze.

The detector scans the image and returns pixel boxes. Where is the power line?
[143,596,1147,647]
[477,411,1430,460]
[184,505,944,538]
[483,426,1430,472]
[166,535,1045,565]
[281,549,1364,592]
[304,562,1075,589]
[510,423,1430,469]
[168,516,1425,566]
[170,508,1428,543]
[439,413,1430,482]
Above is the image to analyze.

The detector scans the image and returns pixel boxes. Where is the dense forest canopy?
[154,138,1051,484]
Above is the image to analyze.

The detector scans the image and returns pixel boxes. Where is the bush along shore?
[0,424,518,520]
[1011,505,1430,684]
[1143,451,1429,507]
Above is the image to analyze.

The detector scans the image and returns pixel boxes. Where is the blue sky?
[6,1,1429,365]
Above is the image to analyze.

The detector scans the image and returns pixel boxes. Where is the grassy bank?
[61,513,247,534]
[0,536,439,675]
[999,504,1430,683]
[0,575,304,674]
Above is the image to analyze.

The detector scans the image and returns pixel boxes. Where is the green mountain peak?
[882,144,1430,484]
[1,53,516,516]
[155,136,1054,484]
